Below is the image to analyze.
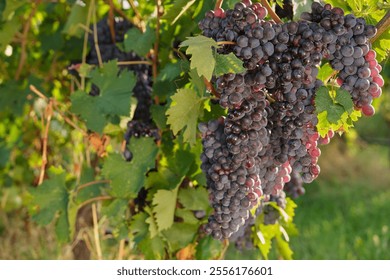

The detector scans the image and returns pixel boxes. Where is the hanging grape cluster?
[198,1,383,240]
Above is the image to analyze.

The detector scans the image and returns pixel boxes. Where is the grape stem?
[204,78,220,98]
[78,195,113,210]
[108,0,116,44]
[92,1,103,67]
[217,41,236,45]
[117,60,153,65]
[261,0,282,23]
[30,85,88,136]
[14,0,41,80]
[215,0,223,10]
[371,10,390,43]
[76,180,111,193]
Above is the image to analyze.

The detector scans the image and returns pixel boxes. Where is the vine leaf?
[196,236,223,260]
[124,25,156,57]
[101,198,129,239]
[178,187,210,211]
[102,137,158,198]
[318,63,335,82]
[162,0,196,25]
[175,209,199,224]
[138,236,166,260]
[152,186,179,231]
[162,223,198,252]
[29,167,70,243]
[275,234,293,260]
[166,88,204,146]
[180,35,218,80]
[71,61,136,133]
[315,86,359,137]
[130,212,149,244]
[214,53,246,76]
[0,17,20,51]
[91,61,136,116]
[62,1,89,38]
[253,223,279,260]
[71,90,106,133]
[145,206,159,238]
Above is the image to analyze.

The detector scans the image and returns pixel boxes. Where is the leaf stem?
[14,0,40,80]
[108,0,116,43]
[92,203,103,260]
[76,180,111,193]
[215,0,223,9]
[216,41,236,45]
[38,99,53,185]
[261,0,282,23]
[204,78,220,98]
[78,195,113,210]
[117,60,153,66]
[81,0,94,90]
[92,1,103,67]
[30,85,88,136]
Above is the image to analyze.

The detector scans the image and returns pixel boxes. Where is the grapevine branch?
[153,0,162,81]
[108,0,116,44]
[38,100,53,185]
[76,180,111,193]
[29,85,88,136]
[103,0,138,29]
[81,0,95,90]
[78,195,113,210]
[92,1,104,67]
[117,60,153,66]
[371,10,390,43]
[14,1,40,80]
[261,0,282,23]
[128,0,145,30]
[92,203,103,260]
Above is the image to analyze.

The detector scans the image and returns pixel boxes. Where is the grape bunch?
[197,1,383,240]
[85,18,158,161]
[302,2,383,117]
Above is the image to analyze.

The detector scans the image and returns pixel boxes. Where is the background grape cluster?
[85,18,158,161]
[198,1,383,240]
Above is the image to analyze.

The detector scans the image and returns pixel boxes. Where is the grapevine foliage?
[0,0,388,260]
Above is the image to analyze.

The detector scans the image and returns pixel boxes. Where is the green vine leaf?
[62,0,89,38]
[138,236,166,260]
[124,25,156,57]
[315,86,358,136]
[145,206,159,238]
[162,0,196,25]
[152,186,179,231]
[130,212,149,244]
[162,223,198,252]
[178,187,210,211]
[29,167,70,243]
[71,61,136,133]
[252,223,279,260]
[71,90,106,133]
[102,137,158,198]
[214,53,246,76]
[180,35,218,80]
[166,88,204,146]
